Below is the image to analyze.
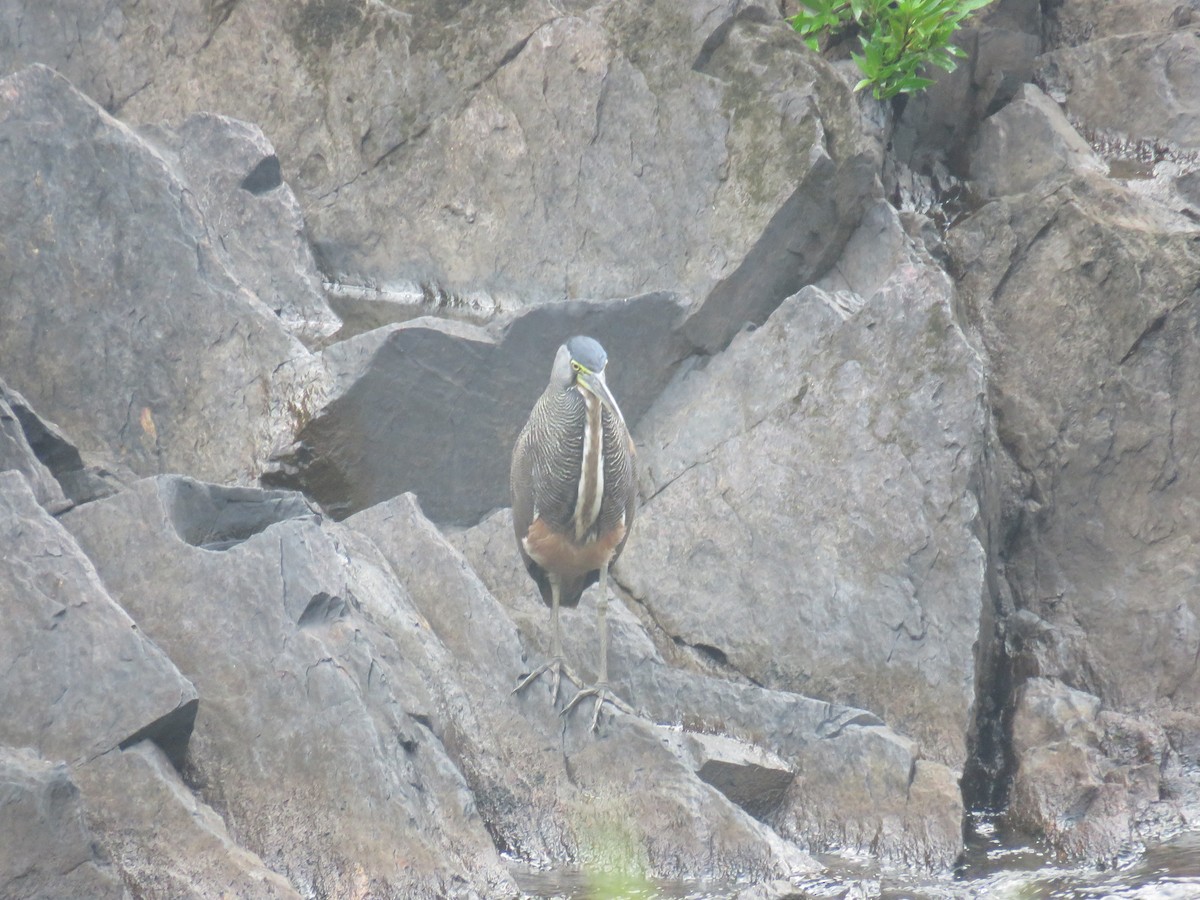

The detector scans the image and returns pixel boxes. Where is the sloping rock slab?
[63,476,516,899]
[0,378,123,506]
[0,471,197,768]
[0,378,69,513]
[266,292,690,524]
[74,741,302,900]
[139,112,340,346]
[0,748,127,900]
[0,64,322,485]
[453,504,966,870]
[348,494,817,883]
[618,236,987,768]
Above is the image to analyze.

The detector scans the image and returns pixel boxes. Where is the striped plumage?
[511,372,635,607]
[509,336,637,727]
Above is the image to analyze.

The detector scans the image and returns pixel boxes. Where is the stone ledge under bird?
[509,335,637,730]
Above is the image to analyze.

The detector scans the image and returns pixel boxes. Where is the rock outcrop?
[947,0,1200,863]
[4,0,1200,895]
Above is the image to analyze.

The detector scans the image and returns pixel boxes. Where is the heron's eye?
[570,360,583,373]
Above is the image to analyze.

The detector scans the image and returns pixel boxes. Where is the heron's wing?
[609,424,638,565]
[510,419,536,560]
[529,392,586,533]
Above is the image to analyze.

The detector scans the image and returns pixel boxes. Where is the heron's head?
[551,335,626,425]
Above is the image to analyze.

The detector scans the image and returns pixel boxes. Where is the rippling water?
[511,828,1200,899]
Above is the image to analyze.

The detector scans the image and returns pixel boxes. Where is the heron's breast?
[523,517,626,578]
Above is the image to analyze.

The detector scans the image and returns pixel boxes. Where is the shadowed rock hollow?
[3,0,1200,896]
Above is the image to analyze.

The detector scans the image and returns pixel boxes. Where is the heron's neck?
[574,385,605,541]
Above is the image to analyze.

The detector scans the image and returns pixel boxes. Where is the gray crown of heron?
[509,335,637,730]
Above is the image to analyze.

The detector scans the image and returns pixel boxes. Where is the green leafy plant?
[788,0,995,100]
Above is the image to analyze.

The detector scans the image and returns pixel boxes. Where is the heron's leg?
[513,575,580,702]
[563,561,634,730]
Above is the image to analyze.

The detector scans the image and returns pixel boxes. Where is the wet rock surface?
[3,0,1200,895]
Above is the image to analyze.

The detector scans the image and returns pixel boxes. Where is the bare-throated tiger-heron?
[510,335,637,729]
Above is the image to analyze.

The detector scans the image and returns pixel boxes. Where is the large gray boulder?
[265,292,689,523]
[62,476,516,899]
[72,741,303,900]
[349,493,819,881]
[0,748,127,900]
[139,112,341,345]
[949,167,1200,855]
[0,471,198,768]
[617,206,988,771]
[968,83,1104,198]
[451,499,964,869]
[0,1,877,353]
[0,64,325,486]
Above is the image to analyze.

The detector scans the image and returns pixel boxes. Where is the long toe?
[561,683,634,731]
[512,657,581,704]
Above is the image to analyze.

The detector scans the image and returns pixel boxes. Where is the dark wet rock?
[0,65,324,486]
[265,292,690,524]
[73,742,302,900]
[139,113,341,345]
[0,748,127,900]
[949,169,1200,854]
[62,476,516,898]
[0,471,198,768]
[0,379,69,513]
[618,212,987,770]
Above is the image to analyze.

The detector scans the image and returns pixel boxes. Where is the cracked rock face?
[0,65,330,487]
[620,207,988,771]
[0,749,127,900]
[1,0,877,353]
[949,168,1200,859]
[0,471,198,768]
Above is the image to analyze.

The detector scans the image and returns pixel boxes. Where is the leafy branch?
[788,0,995,100]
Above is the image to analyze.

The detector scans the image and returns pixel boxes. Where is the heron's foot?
[512,656,581,704]
[561,682,634,731]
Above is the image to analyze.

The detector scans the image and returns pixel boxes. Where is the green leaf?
[790,0,995,100]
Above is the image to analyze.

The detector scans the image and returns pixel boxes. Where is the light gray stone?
[0,471,197,768]
[74,742,302,900]
[0,748,127,900]
[0,65,325,486]
[63,476,517,899]
[619,232,987,769]
[139,113,341,345]
[969,83,1105,197]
